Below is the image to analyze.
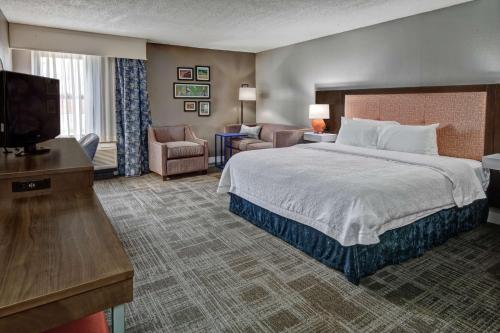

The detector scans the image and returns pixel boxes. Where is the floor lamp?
[238,84,256,124]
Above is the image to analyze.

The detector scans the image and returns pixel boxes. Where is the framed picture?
[198,101,211,117]
[184,101,197,112]
[177,67,194,81]
[173,83,210,99]
[195,66,210,81]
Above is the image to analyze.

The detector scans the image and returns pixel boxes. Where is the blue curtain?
[115,58,152,176]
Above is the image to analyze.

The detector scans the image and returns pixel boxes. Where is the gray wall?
[147,43,255,156]
[0,8,11,70]
[256,0,500,127]
[12,48,31,73]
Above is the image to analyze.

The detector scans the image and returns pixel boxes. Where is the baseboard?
[488,207,500,225]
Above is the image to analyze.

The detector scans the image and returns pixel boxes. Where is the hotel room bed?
[217,143,489,284]
[218,88,493,284]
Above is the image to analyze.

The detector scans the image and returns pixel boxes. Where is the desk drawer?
[12,178,51,192]
[0,170,93,198]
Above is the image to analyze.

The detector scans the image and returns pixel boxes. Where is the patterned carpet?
[94,173,500,333]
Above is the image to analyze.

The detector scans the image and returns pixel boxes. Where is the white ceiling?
[0,0,471,53]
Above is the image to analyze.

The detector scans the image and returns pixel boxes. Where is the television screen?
[0,71,60,151]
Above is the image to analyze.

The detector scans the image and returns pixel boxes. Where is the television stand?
[15,143,50,156]
[0,138,133,332]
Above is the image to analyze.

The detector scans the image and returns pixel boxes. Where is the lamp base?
[311,119,326,134]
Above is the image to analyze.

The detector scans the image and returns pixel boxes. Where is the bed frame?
[228,84,497,284]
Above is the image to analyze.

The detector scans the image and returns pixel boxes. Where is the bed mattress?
[218,143,486,246]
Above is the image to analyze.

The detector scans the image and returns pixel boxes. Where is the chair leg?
[162,176,169,181]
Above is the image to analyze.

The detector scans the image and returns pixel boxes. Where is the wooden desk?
[0,138,94,198]
[0,139,133,333]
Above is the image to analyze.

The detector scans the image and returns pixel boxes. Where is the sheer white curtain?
[31,51,116,141]
[100,57,116,142]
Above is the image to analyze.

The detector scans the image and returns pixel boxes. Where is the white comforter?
[217,143,486,246]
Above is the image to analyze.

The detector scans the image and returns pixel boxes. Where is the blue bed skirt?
[229,194,489,284]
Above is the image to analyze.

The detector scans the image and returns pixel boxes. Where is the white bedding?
[444,157,490,192]
[217,143,486,246]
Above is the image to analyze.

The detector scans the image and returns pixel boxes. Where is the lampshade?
[239,87,256,101]
[309,104,330,119]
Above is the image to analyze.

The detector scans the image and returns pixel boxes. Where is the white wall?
[0,8,11,70]
[256,0,500,127]
[9,23,147,60]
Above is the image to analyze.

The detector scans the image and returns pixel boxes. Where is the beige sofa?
[148,125,208,180]
[224,123,307,152]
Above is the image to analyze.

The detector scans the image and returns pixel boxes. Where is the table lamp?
[309,104,330,133]
[239,85,256,124]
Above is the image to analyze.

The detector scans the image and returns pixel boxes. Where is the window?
[31,51,116,141]
[37,53,85,137]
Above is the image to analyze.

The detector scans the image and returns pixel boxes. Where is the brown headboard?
[316,85,500,161]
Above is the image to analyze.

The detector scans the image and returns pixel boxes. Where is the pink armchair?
[148,125,208,180]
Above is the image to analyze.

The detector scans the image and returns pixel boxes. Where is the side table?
[214,133,247,170]
[303,132,337,143]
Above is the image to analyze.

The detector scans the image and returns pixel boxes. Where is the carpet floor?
[94,173,500,333]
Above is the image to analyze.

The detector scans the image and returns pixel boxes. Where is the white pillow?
[336,117,398,149]
[377,123,439,155]
[239,124,262,139]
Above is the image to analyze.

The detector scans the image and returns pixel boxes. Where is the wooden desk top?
[0,189,134,319]
[0,138,93,180]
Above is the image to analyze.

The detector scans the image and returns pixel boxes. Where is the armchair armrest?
[185,126,208,146]
[273,129,306,148]
[148,140,168,176]
[185,126,208,169]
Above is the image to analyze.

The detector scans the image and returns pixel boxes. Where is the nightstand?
[482,154,500,170]
[483,154,500,224]
[303,132,337,143]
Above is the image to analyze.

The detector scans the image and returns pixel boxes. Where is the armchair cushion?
[166,141,204,159]
[154,126,185,143]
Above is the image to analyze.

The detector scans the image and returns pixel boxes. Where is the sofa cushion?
[166,141,204,159]
[246,142,273,150]
[232,138,263,151]
[239,124,262,139]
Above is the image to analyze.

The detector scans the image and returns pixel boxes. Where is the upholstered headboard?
[344,92,487,160]
[315,84,500,161]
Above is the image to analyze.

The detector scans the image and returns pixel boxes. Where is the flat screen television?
[0,71,60,155]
